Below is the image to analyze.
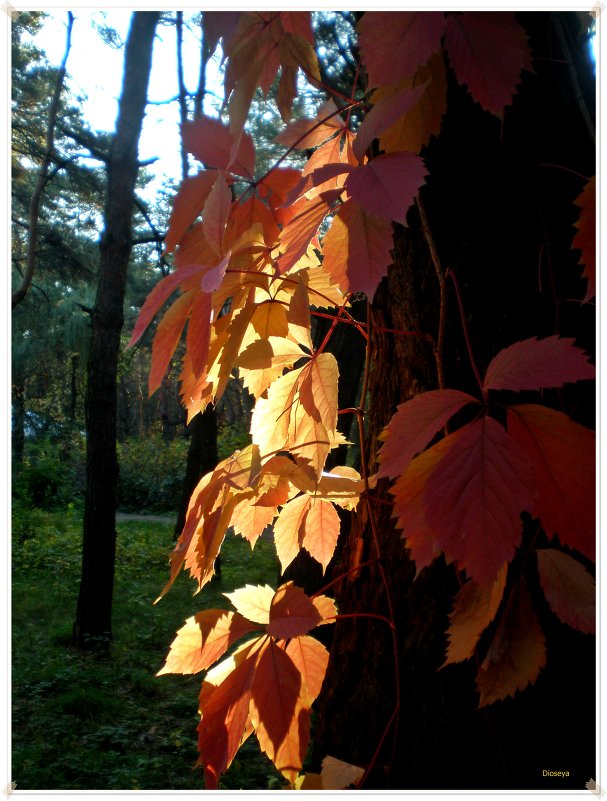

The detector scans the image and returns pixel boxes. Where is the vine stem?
[355,299,401,787]
[447,269,486,400]
[417,194,446,391]
[311,558,378,598]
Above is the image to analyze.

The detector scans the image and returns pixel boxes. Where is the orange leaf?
[267,581,323,639]
[224,584,275,626]
[322,199,394,298]
[477,577,546,706]
[250,301,289,340]
[300,498,340,572]
[273,494,311,573]
[231,493,278,546]
[157,609,258,676]
[377,54,448,155]
[572,176,596,301]
[507,404,595,561]
[275,98,342,149]
[250,639,311,784]
[238,337,307,399]
[185,291,213,381]
[443,564,508,665]
[299,352,339,432]
[353,80,429,161]
[321,755,365,789]
[285,635,330,703]
[378,388,478,479]
[277,191,338,274]
[536,549,595,634]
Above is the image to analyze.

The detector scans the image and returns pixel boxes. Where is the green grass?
[12,509,283,790]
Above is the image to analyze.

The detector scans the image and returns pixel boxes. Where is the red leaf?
[353,81,429,161]
[507,404,595,561]
[157,609,258,675]
[322,199,394,298]
[203,11,241,56]
[185,291,213,379]
[182,115,255,178]
[572,176,596,301]
[424,417,535,583]
[444,12,530,118]
[149,290,195,395]
[202,174,232,257]
[378,388,479,479]
[358,12,446,88]
[250,639,310,783]
[267,581,322,639]
[483,336,594,392]
[536,549,595,634]
[345,152,427,224]
[477,577,546,706]
[197,646,259,781]
[275,98,342,149]
[164,171,218,253]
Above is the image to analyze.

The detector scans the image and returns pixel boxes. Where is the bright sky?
[28,11,225,200]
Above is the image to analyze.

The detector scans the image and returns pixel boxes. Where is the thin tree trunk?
[12,12,73,309]
[73,12,159,646]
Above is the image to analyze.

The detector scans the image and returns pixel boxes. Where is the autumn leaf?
[508,404,595,561]
[378,388,479,479]
[376,54,448,155]
[285,635,330,702]
[181,115,255,178]
[277,191,339,274]
[477,577,546,706]
[157,609,258,676]
[444,12,530,118]
[149,290,196,395]
[423,416,535,583]
[249,639,311,784]
[224,584,275,626]
[353,81,429,161]
[321,755,365,789]
[483,336,594,392]
[536,549,595,634]
[275,98,343,149]
[322,199,395,298]
[572,175,596,301]
[202,173,231,257]
[358,11,446,89]
[443,564,508,665]
[345,152,428,224]
[164,170,218,253]
[267,581,323,638]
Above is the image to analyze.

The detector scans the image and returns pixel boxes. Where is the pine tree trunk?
[73,12,159,646]
[313,11,595,789]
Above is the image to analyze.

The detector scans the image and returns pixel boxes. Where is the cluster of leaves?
[131,11,595,788]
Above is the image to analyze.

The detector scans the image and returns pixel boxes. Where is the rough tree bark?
[73,12,159,646]
[313,11,595,790]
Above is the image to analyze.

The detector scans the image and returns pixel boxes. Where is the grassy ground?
[12,509,284,790]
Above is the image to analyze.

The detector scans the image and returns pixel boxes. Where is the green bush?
[13,436,85,510]
[116,436,188,513]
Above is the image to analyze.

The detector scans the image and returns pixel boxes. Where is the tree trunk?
[73,12,159,646]
[174,407,219,538]
[313,12,595,789]
[12,369,25,464]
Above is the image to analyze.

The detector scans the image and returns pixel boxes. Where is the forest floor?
[12,508,283,790]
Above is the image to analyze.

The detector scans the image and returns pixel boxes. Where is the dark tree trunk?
[313,12,595,790]
[73,12,159,646]
[174,407,219,538]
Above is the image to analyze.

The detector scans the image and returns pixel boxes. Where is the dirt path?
[116,512,176,525]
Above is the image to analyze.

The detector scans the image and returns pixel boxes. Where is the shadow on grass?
[12,512,284,790]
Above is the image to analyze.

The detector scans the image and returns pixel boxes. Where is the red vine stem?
[447,269,486,400]
[311,558,378,598]
[311,310,368,340]
[314,294,352,358]
[330,612,396,630]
